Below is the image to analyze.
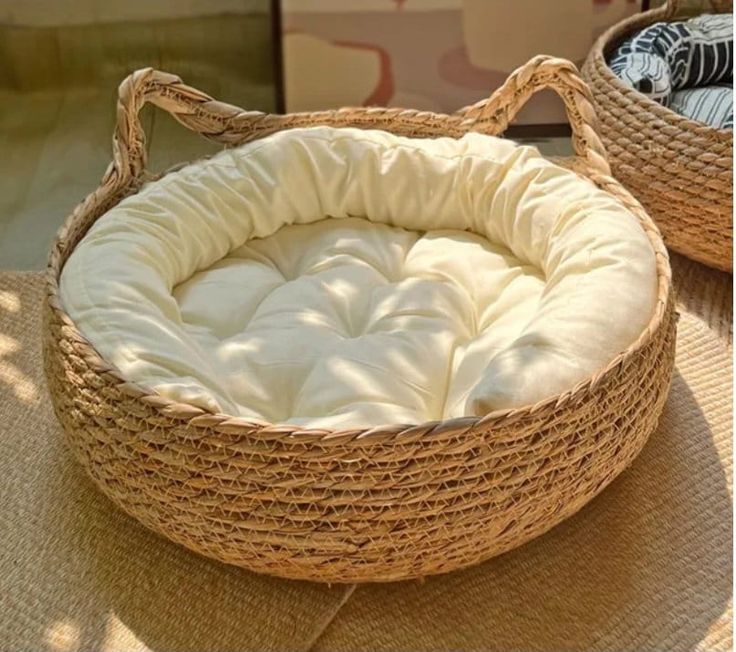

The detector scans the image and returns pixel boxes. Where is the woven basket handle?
[102,68,267,190]
[456,55,611,175]
[107,58,611,188]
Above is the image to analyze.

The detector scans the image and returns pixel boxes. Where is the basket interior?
[57,125,660,429]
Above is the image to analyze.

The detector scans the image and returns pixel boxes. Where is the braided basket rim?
[44,154,673,445]
[44,59,673,444]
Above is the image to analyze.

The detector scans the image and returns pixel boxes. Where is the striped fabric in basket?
[609,13,733,129]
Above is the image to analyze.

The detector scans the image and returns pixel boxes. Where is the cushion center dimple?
[173,217,545,426]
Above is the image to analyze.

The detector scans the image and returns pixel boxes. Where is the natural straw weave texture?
[582,0,733,273]
[42,56,676,583]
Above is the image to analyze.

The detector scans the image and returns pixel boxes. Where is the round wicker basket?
[43,56,676,583]
[582,0,733,273]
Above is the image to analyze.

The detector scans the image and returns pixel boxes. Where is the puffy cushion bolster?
[60,126,657,429]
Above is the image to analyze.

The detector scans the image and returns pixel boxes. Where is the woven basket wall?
[42,56,677,583]
[582,0,733,273]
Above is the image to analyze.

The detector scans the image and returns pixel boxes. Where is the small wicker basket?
[583,0,733,273]
[43,56,676,583]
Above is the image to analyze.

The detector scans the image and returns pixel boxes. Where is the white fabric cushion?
[60,126,658,429]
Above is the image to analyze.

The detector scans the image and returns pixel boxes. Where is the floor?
[0,13,275,270]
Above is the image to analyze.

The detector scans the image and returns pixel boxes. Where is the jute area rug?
[0,253,731,651]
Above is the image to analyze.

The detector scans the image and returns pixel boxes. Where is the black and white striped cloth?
[609,14,733,129]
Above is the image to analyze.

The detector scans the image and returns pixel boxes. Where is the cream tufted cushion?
[60,126,658,429]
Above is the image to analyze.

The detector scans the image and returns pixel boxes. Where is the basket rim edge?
[42,114,676,443]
